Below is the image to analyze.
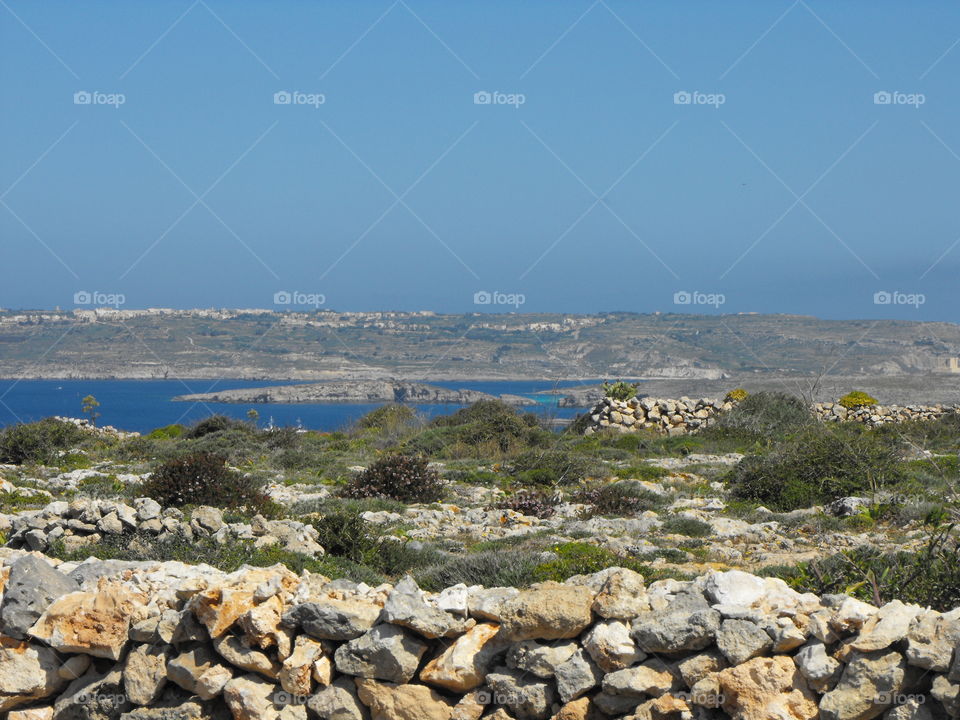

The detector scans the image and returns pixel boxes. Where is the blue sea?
[0,379,596,433]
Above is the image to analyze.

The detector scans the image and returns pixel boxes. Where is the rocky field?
[0,391,959,718]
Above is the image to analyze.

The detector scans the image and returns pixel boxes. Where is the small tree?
[81,395,100,426]
[246,408,260,426]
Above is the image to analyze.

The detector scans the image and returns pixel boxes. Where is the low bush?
[724,388,749,403]
[311,509,440,574]
[416,549,542,590]
[573,482,665,517]
[147,424,185,440]
[704,391,812,444]
[510,448,598,486]
[531,541,688,583]
[355,404,418,431]
[408,400,547,456]
[661,515,713,537]
[142,451,270,511]
[0,418,90,465]
[838,391,878,409]
[184,414,254,439]
[342,454,444,503]
[725,424,904,511]
[760,526,960,611]
[495,490,558,519]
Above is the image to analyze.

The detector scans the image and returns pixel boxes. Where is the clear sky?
[2,1,959,320]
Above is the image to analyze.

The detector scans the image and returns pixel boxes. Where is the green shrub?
[311,509,440,574]
[142,451,269,511]
[356,404,417,430]
[704,391,812,443]
[530,541,686,583]
[725,424,903,511]
[760,527,960,611]
[510,449,597,486]
[661,515,713,537]
[495,490,558,519]
[0,418,90,465]
[408,400,546,455]
[147,424,185,440]
[343,454,444,503]
[185,415,254,439]
[602,381,639,401]
[839,391,878,410]
[573,482,665,517]
[612,463,668,481]
[724,388,749,403]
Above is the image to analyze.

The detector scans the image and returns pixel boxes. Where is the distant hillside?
[1,309,959,382]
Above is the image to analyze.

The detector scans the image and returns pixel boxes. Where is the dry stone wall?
[584,396,960,435]
[1,552,957,720]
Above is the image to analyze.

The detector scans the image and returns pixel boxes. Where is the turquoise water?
[0,379,597,433]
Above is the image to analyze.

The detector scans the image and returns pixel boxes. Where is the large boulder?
[334,624,427,684]
[820,650,919,720]
[713,655,818,720]
[0,555,78,640]
[283,599,381,641]
[419,622,508,692]
[0,638,66,712]
[355,678,455,720]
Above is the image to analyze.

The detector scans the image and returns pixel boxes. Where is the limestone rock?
[507,639,579,678]
[355,678,455,720]
[283,599,381,641]
[486,665,558,720]
[716,619,773,665]
[382,576,471,639]
[631,607,721,654]
[555,648,603,703]
[714,655,818,720]
[602,659,678,698]
[0,637,66,712]
[307,676,369,720]
[591,568,649,620]
[167,645,234,700]
[223,673,278,720]
[0,554,78,640]
[795,641,842,693]
[420,622,508,692]
[905,608,960,672]
[334,624,427,683]
[279,634,325,696]
[499,582,594,641]
[820,650,917,720]
[123,643,171,705]
[851,601,922,653]
[214,633,281,679]
[582,619,645,671]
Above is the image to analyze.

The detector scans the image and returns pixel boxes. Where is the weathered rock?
[631,607,721,653]
[334,624,427,683]
[0,554,78,639]
[279,634,325,696]
[382,576,471,639]
[602,659,678,698]
[591,568,649,620]
[214,633,281,679]
[167,645,234,700]
[795,641,842,693]
[555,648,604,703]
[676,649,728,688]
[124,643,171,705]
[223,673,278,720]
[283,599,381,641]
[507,639,579,678]
[713,655,818,720]
[7,708,55,720]
[307,676,369,720]
[53,667,131,719]
[851,601,922,653]
[0,637,66,712]
[499,582,594,641]
[28,581,142,660]
[883,696,934,720]
[355,678,455,720]
[468,587,519,622]
[931,675,960,717]
[820,650,917,720]
[420,622,508,692]
[582,619,645,671]
[905,608,960,672]
[239,594,292,657]
[716,619,773,665]
[486,665,558,720]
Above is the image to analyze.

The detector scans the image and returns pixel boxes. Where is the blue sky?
[2,1,959,320]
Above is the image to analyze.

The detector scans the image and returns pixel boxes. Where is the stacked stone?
[1,558,958,719]
[813,403,960,427]
[0,497,323,557]
[583,397,731,436]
